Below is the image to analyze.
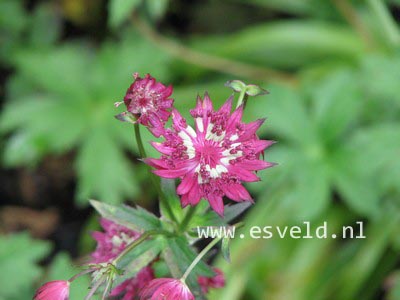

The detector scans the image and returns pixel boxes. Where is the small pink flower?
[110,267,155,300]
[33,280,69,300]
[198,268,225,294]
[146,94,275,216]
[91,219,155,298]
[124,73,174,137]
[91,218,140,263]
[140,278,194,300]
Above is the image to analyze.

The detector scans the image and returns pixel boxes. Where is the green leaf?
[0,233,51,299]
[163,237,214,298]
[388,271,400,300]
[28,3,61,48]
[108,0,141,28]
[288,157,330,220]
[191,21,364,69]
[221,237,231,263]
[248,83,316,145]
[90,200,161,232]
[332,147,379,218]
[76,131,139,205]
[312,70,362,143]
[115,237,163,275]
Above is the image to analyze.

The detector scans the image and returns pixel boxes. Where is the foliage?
[0,32,171,205]
[1,0,400,299]
[0,233,50,299]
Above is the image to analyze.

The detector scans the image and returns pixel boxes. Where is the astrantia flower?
[33,280,69,300]
[123,73,173,137]
[110,267,154,300]
[198,268,225,294]
[140,278,194,300]
[146,94,275,216]
[91,218,154,299]
[91,218,140,263]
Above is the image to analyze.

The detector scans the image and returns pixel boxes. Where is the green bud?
[225,80,246,93]
[245,84,269,97]
[114,112,136,124]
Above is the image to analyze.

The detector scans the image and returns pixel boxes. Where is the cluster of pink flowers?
[123,74,274,216]
[34,73,271,300]
[91,218,155,299]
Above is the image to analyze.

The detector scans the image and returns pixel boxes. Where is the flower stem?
[179,205,197,232]
[133,123,177,223]
[112,230,153,265]
[236,88,248,109]
[68,269,93,283]
[134,123,147,159]
[181,237,222,282]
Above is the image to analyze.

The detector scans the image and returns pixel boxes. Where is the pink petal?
[228,166,260,182]
[238,119,265,141]
[177,174,197,195]
[208,194,224,216]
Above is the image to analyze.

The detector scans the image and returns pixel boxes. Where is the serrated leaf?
[115,237,163,275]
[248,83,316,145]
[76,131,139,206]
[0,233,51,299]
[1,32,171,206]
[90,200,161,232]
[312,70,362,142]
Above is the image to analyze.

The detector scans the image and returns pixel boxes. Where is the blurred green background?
[1,0,400,299]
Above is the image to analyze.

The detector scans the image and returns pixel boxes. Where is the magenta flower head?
[91,219,155,298]
[123,73,174,137]
[91,218,140,263]
[140,278,194,300]
[33,280,69,300]
[198,268,225,293]
[146,94,275,216]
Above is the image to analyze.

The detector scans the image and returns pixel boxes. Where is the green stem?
[133,124,177,223]
[181,237,222,282]
[134,123,147,158]
[112,229,174,266]
[179,205,197,232]
[68,269,92,283]
[367,0,400,46]
[112,230,154,265]
[236,88,248,109]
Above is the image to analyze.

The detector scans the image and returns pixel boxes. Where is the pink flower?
[124,73,174,137]
[146,94,275,216]
[140,278,194,300]
[110,266,155,300]
[198,268,225,294]
[91,218,140,263]
[91,219,155,299]
[33,280,69,300]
